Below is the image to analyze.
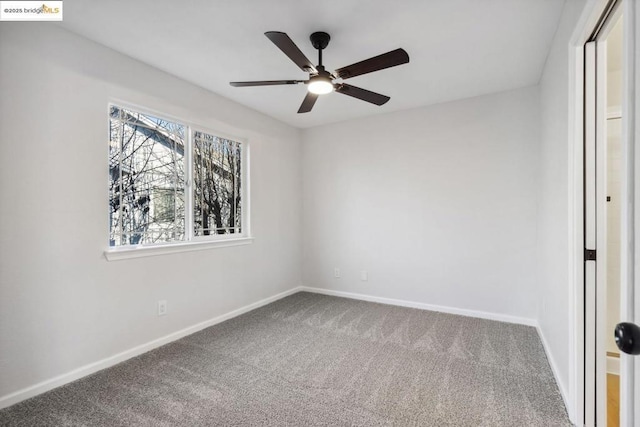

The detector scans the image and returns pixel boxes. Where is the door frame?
[569,0,637,425]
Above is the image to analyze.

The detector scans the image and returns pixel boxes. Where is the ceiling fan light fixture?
[308,76,333,95]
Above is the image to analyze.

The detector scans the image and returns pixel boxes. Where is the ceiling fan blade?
[230,80,304,87]
[334,48,409,80]
[297,92,318,113]
[265,32,317,73]
[335,84,390,106]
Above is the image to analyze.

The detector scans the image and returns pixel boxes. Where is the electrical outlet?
[361,270,368,281]
[158,300,167,316]
[334,268,341,278]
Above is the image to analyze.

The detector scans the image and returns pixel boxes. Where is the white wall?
[536,0,587,412]
[301,86,540,321]
[0,25,302,400]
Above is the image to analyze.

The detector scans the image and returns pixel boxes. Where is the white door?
[583,39,607,427]
[584,1,640,425]
[618,1,639,425]
[617,61,640,421]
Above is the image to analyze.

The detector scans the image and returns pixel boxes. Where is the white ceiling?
[59,0,565,129]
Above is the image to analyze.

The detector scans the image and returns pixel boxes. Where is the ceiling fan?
[230,31,410,113]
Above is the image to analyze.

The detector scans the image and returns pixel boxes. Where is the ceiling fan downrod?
[310,31,330,68]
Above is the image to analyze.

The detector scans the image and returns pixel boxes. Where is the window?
[108,104,246,252]
[193,131,242,236]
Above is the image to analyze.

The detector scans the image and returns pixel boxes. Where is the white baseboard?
[299,286,537,326]
[536,326,573,424]
[0,286,304,410]
[607,355,620,375]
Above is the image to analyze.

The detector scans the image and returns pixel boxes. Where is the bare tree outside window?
[193,132,242,236]
[109,106,185,246]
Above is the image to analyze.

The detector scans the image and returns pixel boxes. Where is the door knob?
[615,322,640,355]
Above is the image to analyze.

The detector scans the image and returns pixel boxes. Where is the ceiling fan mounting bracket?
[310,32,330,51]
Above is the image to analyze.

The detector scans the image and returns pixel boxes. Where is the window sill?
[104,237,254,261]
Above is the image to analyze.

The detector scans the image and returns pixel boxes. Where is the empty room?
[1,0,639,426]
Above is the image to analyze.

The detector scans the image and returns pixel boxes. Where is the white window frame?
[104,101,252,261]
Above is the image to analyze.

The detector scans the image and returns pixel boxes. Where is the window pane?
[193,131,242,236]
[109,106,185,246]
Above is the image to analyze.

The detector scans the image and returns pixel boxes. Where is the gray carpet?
[0,292,571,426]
